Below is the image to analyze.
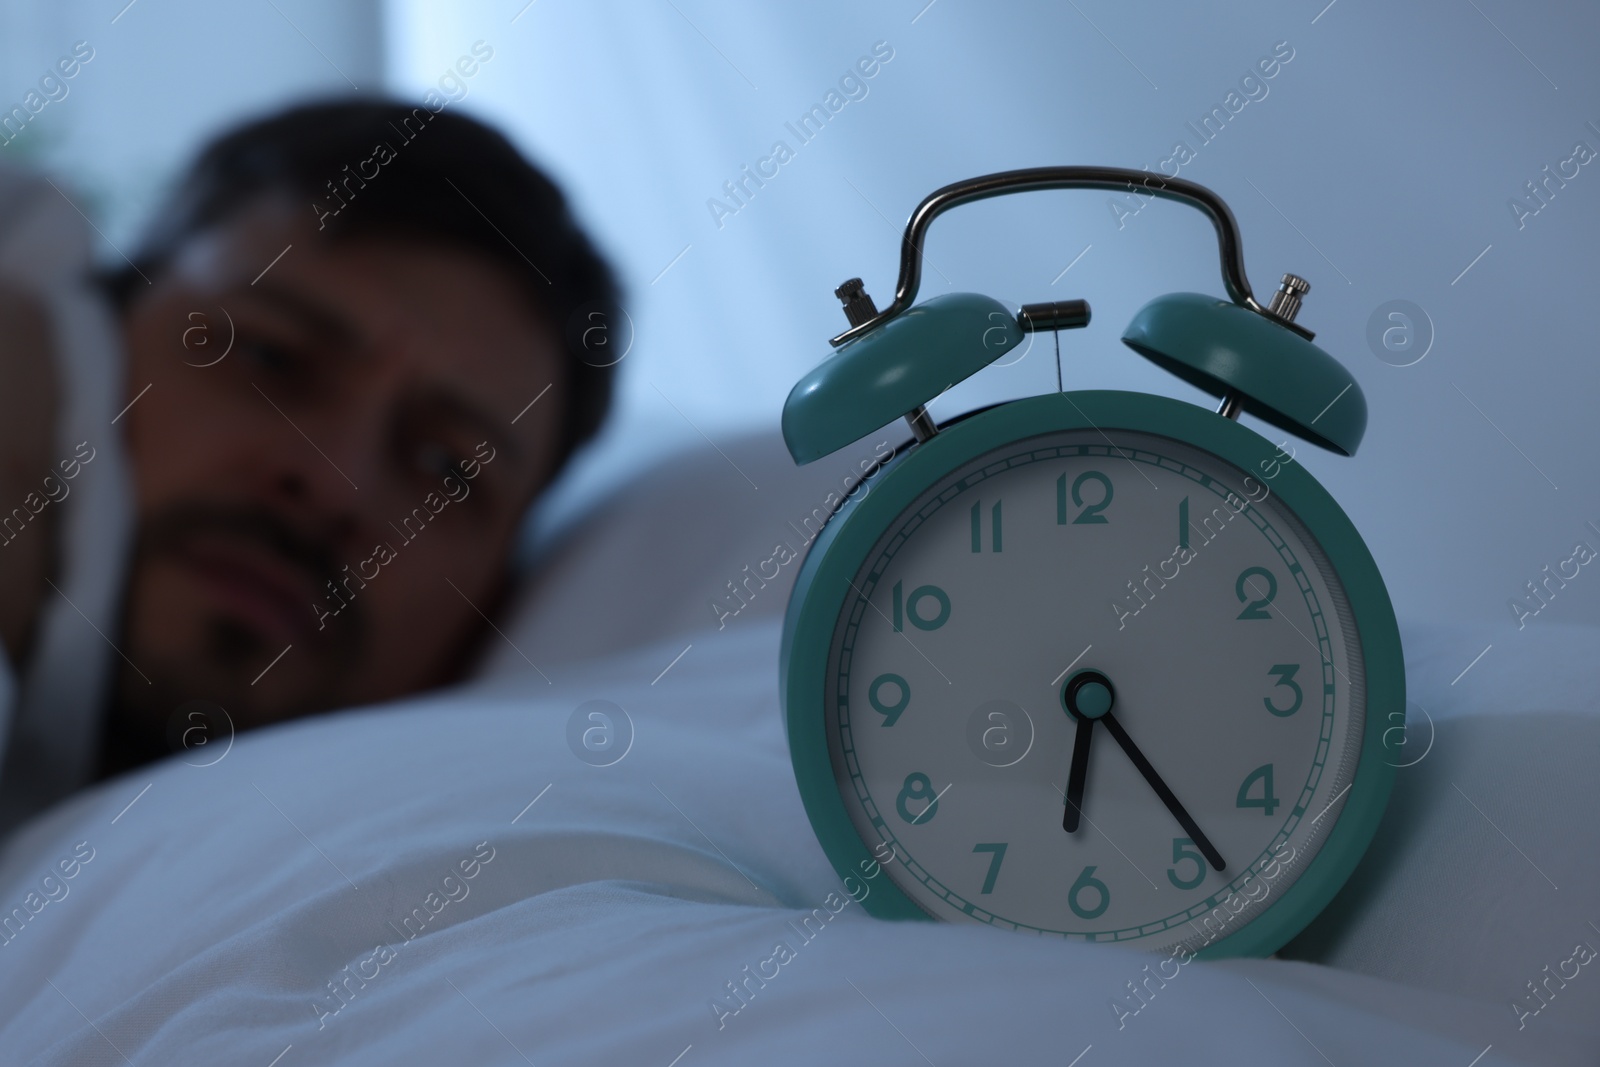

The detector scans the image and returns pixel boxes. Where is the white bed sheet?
[0,613,1596,1065]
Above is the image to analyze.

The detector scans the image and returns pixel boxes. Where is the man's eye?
[238,337,299,375]
[414,442,465,481]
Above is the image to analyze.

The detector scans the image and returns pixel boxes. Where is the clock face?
[822,427,1367,954]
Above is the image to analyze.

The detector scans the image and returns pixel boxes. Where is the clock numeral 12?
[892,580,951,631]
[972,842,1007,894]
[970,500,1002,552]
[1058,471,1113,525]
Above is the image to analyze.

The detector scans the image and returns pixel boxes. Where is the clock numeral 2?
[970,500,1002,552]
[1068,865,1110,920]
[892,581,950,631]
[1058,471,1113,525]
[896,772,941,824]
[1235,566,1278,620]
[972,842,1007,894]
[1167,837,1206,890]
[868,673,910,727]
[1236,763,1280,816]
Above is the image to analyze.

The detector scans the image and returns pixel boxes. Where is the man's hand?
[0,279,61,667]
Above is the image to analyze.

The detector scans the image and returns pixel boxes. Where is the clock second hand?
[1099,711,1226,872]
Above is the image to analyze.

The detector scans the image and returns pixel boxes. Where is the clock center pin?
[1063,669,1115,720]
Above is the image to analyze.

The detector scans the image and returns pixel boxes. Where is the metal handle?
[830,166,1269,347]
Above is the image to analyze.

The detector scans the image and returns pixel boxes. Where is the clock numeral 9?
[1236,763,1279,816]
[1167,837,1206,890]
[1235,566,1278,620]
[1058,471,1113,525]
[970,500,1002,552]
[868,673,910,727]
[892,580,950,631]
[896,772,941,824]
[1068,865,1110,920]
[972,842,1007,895]
[1263,664,1303,717]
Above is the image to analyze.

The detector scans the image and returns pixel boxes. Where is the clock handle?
[828,166,1273,348]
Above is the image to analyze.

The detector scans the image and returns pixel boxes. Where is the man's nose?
[257,391,387,545]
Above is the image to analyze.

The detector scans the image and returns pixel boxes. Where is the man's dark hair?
[100,98,622,474]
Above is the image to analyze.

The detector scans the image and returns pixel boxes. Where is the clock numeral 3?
[972,842,1007,894]
[892,580,950,631]
[1235,566,1278,620]
[1058,471,1113,525]
[868,673,910,727]
[896,772,941,824]
[1167,837,1206,890]
[1263,664,1303,717]
[970,500,1002,552]
[1068,865,1110,920]
[1236,763,1280,816]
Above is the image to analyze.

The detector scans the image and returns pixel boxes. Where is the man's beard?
[103,500,367,775]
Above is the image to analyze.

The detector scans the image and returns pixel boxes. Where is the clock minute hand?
[1100,711,1226,872]
[1063,715,1093,833]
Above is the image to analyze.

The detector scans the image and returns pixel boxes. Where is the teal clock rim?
[778,390,1404,960]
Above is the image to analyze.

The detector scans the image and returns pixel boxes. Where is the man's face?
[116,195,564,742]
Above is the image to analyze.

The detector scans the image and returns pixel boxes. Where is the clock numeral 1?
[1178,495,1190,551]
[972,842,1007,894]
[1068,865,1110,920]
[1236,763,1280,816]
[1263,664,1303,717]
[1235,566,1278,620]
[970,500,1002,552]
[1058,471,1113,525]
[1167,837,1206,890]
[896,772,941,824]
[891,580,951,632]
[868,673,910,727]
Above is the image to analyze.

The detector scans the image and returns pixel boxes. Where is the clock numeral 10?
[1068,865,1110,920]
[970,500,1002,552]
[1236,763,1280,816]
[972,842,1007,894]
[891,580,951,631]
[1058,471,1113,525]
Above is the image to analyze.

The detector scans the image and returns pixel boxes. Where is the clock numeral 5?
[1236,763,1280,816]
[1058,471,1113,525]
[1263,664,1303,717]
[1167,837,1206,890]
[896,772,941,824]
[892,580,950,631]
[1068,865,1110,920]
[970,500,1002,552]
[868,673,910,727]
[972,842,1007,895]
[1235,566,1278,620]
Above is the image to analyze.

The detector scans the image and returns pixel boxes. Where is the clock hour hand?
[1100,710,1226,872]
[1063,714,1093,832]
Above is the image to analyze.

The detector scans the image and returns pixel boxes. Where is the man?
[0,100,620,828]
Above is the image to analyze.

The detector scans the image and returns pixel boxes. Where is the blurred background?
[3,0,1598,634]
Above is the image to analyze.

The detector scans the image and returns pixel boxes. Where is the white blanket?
[1,615,1595,1065]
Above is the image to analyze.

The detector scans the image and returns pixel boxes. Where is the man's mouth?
[175,537,325,647]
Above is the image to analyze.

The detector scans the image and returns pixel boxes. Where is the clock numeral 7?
[970,500,1002,552]
[892,580,950,631]
[1058,471,1113,525]
[972,842,1007,895]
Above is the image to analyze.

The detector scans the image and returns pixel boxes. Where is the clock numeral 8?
[1058,471,1113,525]
[892,580,950,631]
[896,772,941,824]
[1068,865,1110,920]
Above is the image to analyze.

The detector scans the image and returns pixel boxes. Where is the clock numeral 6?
[972,842,1007,894]
[868,673,910,727]
[1058,471,1113,525]
[1068,865,1110,920]
[896,772,941,825]
[1263,664,1303,717]
[892,580,950,631]
[1236,763,1280,816]
[1167,837,1206,890]
[1235,566,1278,620]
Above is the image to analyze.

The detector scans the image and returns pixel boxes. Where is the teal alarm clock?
[778,167,1403,959]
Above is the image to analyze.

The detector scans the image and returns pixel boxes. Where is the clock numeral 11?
[970,500,1002,552]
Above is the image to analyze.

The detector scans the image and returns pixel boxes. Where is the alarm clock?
[778,167,1402,959]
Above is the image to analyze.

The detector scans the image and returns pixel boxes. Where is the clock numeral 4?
[1263,664,1303,717]
[972,842,1007,895]
[972,499,998,556]
[896,772,941,824]
[1235,566,1278,620]
[868,673,910,727]
[1167,837,1206,890]
[1058,471,1113,525]
[892,580,950,631]
[1236,763,1280,816]
[1068,865,1110,920]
